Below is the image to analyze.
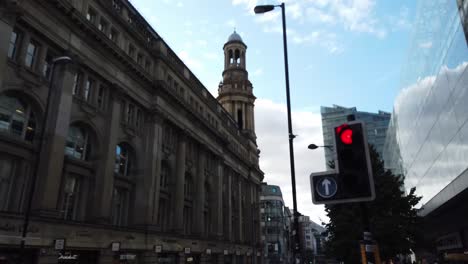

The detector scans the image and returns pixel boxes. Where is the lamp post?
[19,56,72,259]
[254,3,300,263]
[307,144,333,151]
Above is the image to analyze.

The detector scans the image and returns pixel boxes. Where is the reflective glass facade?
[383,0,468,216]
[321,105,391,168]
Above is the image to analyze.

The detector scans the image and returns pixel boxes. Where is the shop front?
[57,250,99,264]
[156,252,179,264]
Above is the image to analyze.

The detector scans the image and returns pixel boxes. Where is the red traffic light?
[336,124,353,144]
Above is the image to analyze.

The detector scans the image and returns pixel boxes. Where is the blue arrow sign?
[316,177,337,198]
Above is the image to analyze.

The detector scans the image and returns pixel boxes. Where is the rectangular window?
[145,60,151,71]
[127,104,134,124]
[61,175,81,221]
[84,78,93,102]
[8,31,19,59]
[128,44,135,58]
[72,72,82,96]
[86,7,96,23]
[112,187,129,226]
[42,52,54,80]
[109,28,118,42]
[97,85,105,109]
[137,53,143,65]
[25,40,38,69]
[136,109,141,127]
[98,18,108,33]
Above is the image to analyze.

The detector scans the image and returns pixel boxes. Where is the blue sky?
[130,0,416,223]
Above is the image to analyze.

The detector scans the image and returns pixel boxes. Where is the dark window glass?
[84,78,93,102]
[42,52,54,80]
[72,72,82,96]
[7,31,18,59]
[0,95,36,141]
[115,144,131,176]
[97,85,105,109]
[25,41,38,68]
[65,126,90,160]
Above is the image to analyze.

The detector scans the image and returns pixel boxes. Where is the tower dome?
[227,30,243,43]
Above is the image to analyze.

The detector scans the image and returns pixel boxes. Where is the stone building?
[0,0,263,263]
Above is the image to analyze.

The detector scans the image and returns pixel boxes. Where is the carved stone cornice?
[0,0,22,25]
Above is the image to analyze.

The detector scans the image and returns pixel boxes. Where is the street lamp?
[307,144,333,150]
[20,56,72,258]
[254,3,301,263]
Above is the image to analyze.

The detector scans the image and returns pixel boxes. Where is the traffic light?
[310,121,374,204]
[334,121,375,202]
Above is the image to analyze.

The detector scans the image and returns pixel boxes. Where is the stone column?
[172,132,186,233]
[238,179,243,242]
[150,115,164,225]
[214,158,223,238]
[193,147,205,235]
[92,91,122,222]
[226,168,233,241]
[33,60,75,215]
[133,114,163,226]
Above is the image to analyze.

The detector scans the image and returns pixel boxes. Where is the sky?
[130,0,417,224]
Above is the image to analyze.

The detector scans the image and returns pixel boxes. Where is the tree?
[323,145,422,263]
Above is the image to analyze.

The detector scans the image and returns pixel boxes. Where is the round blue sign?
[316,177,338,198]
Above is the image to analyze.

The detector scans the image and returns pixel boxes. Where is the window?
[8,30,19,59]
[184,173,192,198]
[126,104,134,124]
[61,175,81,220]
[183,206,192,234]
[84,78,93,102]
[112,0,122,12]
[160,163,169,189]
[97,85,105,109]
[86,7,96,23]
[115,144,131,176]
[72,72,82,96]
[137,53,143,65]
[42,52,54,80]
[98,18,108,33]
[65,126,90,160]
[25,40,38,69]
[112,187,129,226]
[135,109,141,128]
[128,44,135,58]
[0,155,29,213]
[0,157,16,211]
[145,60,151,71]
[157,198,168,228]
[0,95,36,141]
[109,28,118,42]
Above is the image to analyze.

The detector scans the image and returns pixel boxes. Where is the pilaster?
[33,60,75,215]
[172,132,186,233]
[92,90,122,222]
[214,158,224,238]
[193,147,205,235]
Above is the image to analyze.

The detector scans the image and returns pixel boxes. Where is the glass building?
[260,184,290,264]
[383,0,468,261]
[321,105,391,168]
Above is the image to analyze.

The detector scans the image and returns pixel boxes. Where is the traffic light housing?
[334,121,375,202]
[311,121,375,204]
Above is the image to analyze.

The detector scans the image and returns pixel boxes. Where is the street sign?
[316,176,337,198]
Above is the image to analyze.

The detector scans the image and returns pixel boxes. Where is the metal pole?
[19,56,71,262]
[279,3,300,263]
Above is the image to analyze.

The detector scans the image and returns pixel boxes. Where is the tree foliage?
[323,145,422,263]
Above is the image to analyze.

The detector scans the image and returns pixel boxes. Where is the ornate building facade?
[0,0,263,263]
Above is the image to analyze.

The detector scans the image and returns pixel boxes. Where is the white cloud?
[419,41,432,49]
[203,52,219,60]
[232,0,258,13]
[255,11,281,24]
[256,99,328,224]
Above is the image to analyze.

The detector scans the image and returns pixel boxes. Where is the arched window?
[229,49,234,64]
[115,143,131,176]
[235,49,240,64]
[65,126,90,160]
[0,94,36,141]
[184,172,192,198]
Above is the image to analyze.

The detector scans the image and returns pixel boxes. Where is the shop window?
[0,94,36,142]
[65,125,91,160]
